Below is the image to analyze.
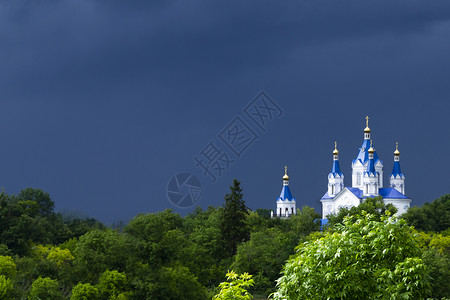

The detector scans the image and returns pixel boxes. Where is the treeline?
[0,182,449,299]
[0,180,321,299]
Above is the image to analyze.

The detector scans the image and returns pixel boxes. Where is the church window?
[356,172,361,185]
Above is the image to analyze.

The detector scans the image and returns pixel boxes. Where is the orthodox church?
[271,166,297,218]
[320,117,411,219]
[272,117,411,219]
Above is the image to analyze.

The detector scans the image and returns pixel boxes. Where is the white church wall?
[276,200,296,217]
[333,190,361,213]
[384,199,411,215]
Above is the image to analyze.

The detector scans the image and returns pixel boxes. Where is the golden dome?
[368,140,374,153]
[333,141,339,155]
[364,116,371,133]
[394,142,400,156]
[283,166,289,180]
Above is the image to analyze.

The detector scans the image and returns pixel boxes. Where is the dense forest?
[0,181,449,299]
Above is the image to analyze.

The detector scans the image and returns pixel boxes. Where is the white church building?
[271,166,297,218]
[271,117,411,219]
[320,117,411,219]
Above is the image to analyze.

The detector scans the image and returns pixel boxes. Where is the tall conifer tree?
[220,179,249,255]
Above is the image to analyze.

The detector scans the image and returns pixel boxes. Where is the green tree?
[74,229,131,282]
[98,270,129,299]
[183,206,226,286]
[71,283,99,300]
[415,231,450,298]
[232,228,290,295]
[326,196,397,227]
[34,245,74,267]
[28,276,63,300]
[0,256,16,279]
[233,207,322,296]
[153,264,208,300]
[0,275,14,299]
[213,271,254,300]
[403,194,450,232]
[220,179,249,255]
[0,190,74,255]
[273,213,431,300]
[124,209,184,266]
[422,247,450,298]
[17,188,55,217]
[287,206,321,236]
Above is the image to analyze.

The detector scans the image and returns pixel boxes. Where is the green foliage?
[183,206,227,285]
[415,231,450,298]
[288,206,321,236]
[153,264,208,300]
[422,248,450,299]
[29,276,63,300]
[64,218,106,240]
[0,189,103,256]
[232,228,289,295]
[0,256,16,279]
[326,196,397,227]
[213,271,254,300]
[233,207,321,296]
[403,194,450,232]
[2,186,448,299]
[0,245,11,257]
[71,283,99,300]
[0,275,14,299]
[73,230,131,282]
[273,213,431,300]
[34,245,74,267]
[220,179,250,255]
[124,209,184,265]
[18,188,55,217]
[98,270,128,299]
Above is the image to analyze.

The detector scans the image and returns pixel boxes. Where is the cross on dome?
[283,166,289,181]
[364,116,371,133]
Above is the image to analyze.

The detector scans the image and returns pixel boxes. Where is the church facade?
[271,117,411,220]
[271,166,297,218]
[320,117,411,219]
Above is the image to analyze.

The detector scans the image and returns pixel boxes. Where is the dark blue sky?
[1,1,449,223]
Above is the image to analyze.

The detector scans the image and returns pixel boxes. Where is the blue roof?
[353,139,382,165]
[379,188,408,199]
[347,187,364,198]
[278,185,295,201]
[320,191,334,200]
[321,187,407,201]
[365,156,376,175]
[329,160,343,177]
[391,161,404,177]
[320,187,363,200]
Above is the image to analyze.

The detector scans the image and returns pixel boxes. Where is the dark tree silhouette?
[220,179,250,255]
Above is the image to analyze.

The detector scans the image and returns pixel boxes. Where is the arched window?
[356,172,361,185]
[285,208,289,216]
